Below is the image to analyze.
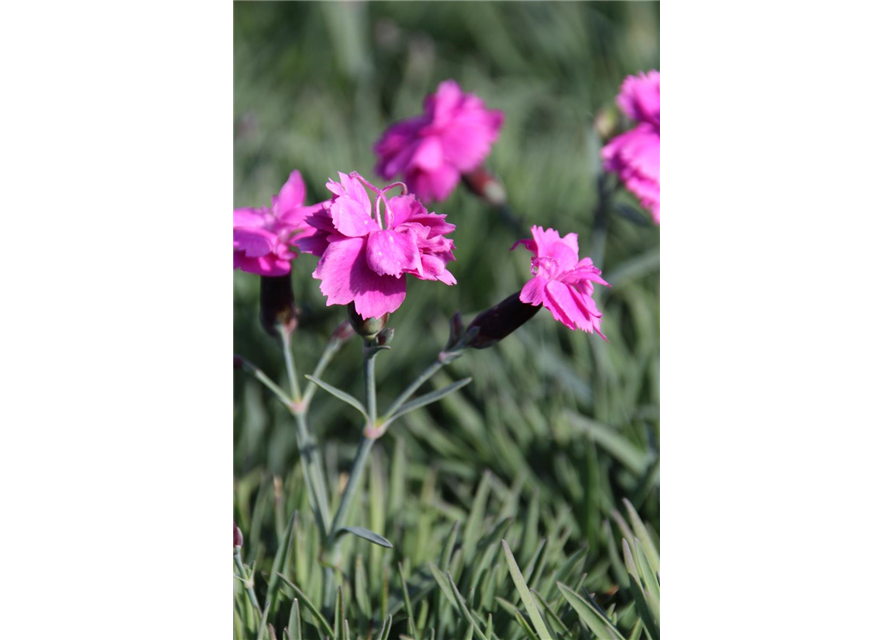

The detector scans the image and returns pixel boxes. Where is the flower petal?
[312,236,407,319]
[366,229,422,277]
[234,228,276,258]
[330,193,378,237]
[544,280,591,332]
[272,170,306,214]
[519,275,547,306]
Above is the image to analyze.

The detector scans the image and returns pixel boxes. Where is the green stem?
[279,326,301,400]
[278,327,330,539]
[234,550,261,624]
[302,338,342,409]
[323,338,380,607]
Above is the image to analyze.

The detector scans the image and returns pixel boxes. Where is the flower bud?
[233,355,244,370]
[376,327,395,346]
[347,302,389,339]
[465,291,541,349]
[233,520,243,548]
[260,274,299,338]
[462,166,507,207]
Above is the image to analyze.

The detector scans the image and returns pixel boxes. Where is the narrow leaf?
[501,540,553,640]
[385,378,473,422]
[623,540,659,640]
[623,499,660,575]
[275,574,335,639]
[337,526,393,548]
[398,563,418,639]
[287,599,302,640]
[376,615,393,640]
[305,375,368,421]
[556,582,625,640]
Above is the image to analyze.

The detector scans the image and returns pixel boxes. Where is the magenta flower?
[374,80,504,202]
[512,226,610,337]
[297,172,457,320]
[617,71,658,126]
[602,71,660,224]
[233,170,324,276]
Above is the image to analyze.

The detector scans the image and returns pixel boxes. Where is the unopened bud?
[233,355,244,370]
[260,274,299,338]
[376,327,395,346]
[466,291,541,349]
[462,166,507,207]
[347,302,389,339]
[234,520,243,548]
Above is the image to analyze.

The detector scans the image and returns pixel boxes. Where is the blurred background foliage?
[234,3,659,639]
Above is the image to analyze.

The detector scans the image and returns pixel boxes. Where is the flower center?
[531,256,560,280]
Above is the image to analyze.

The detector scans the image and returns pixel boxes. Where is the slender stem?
[302,339,341,408]
[329,437,375,541]
[278,327,330,539]
[279,326,301,401]
[364,341,377,424]
[382,358,446,420]
[323,338,380,607]
[234,550,261,623]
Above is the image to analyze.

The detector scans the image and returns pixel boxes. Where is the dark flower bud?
[376,327,395,346]
[462,166,507,207]
[347,302,389,339]
[330,320,355,342]
[233,355,244,370]
[465,291,541,349]
[260,274,299,338]
[234,520,243,548]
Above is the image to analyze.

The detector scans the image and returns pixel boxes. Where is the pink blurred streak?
[658,73,893,225]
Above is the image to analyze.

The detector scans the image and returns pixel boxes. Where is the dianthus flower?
[602,70,660,224]
[297,172,456,320]
[512,226,609,337]
[374,80,503,202]
[233,170,323,276]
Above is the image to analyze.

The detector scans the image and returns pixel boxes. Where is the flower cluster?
[374,80,504,202]
[233,171,323,276]
[297,172,457,320]
[602,70,660,224]
[231,76,654,339]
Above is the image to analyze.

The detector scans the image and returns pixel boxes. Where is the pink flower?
[297,172,457,320]
[374,80,504,202]
[603,124,660,222]
[233,171,324,276]
[602,71,660,224]
[512,226,610,337]
[617,71,658,126]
